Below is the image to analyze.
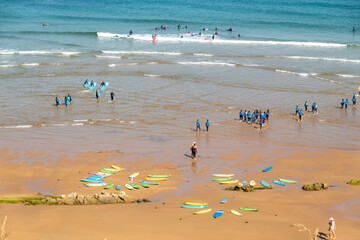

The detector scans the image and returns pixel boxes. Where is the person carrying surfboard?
[190,142,198,159]
[100,81,106,87]
[55,97,61,106]
[328,217,336,240]
[67,94,72,103]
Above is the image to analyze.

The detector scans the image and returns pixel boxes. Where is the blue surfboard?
[100,82,109,91]
[115,184,122,190]
[90,174,106,178]
[242,180,247,186]
[140,181,159,185]
[181,205,208,209]
[87,177,102,181]
[273,180,286,186]
[212,210,223,218]
[263,167,273,172]
[261,181,270,187]
[81,179,102,183]
[84,82,90,87]
[89,82,97,91]
[220,197,228,204]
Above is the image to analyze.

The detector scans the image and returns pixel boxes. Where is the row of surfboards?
[84,81,109,92]
[181,199,258,218]
[81,165,171,190]
[212,166,297,187]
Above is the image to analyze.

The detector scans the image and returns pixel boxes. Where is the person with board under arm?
[55,97,61,106]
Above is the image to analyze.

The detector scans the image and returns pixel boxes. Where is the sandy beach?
[0,146,359,240]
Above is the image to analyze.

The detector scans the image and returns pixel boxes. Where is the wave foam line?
[102,50,183,56]
[21,63,40,66]
[336,74,360,78]
[178,61,236,67]
[0,50,80,56]
[144,74,161,78]
[193,53,214,57]
[0,125,33,129]
[0,64,16,68]
[285,56,360,63]
[275,69,315,77]
[95,55,123,59]
[97,32,346,48]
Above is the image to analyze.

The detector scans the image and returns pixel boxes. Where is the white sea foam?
[71,123,84,126]
[73,119,88,122]
[102,50,183,56]
[0,125,33,129]
[108,64,118,67]
[275,69,310,77]
[336,74,360,78]
[95,55,123,59]
[0,50,80,56]
[97,32,346,48]
[129,121,137,124]
[177,61,236,67]
[284,56,360,63]
[193,53,214,57]
[21,63,39,66]
[0,64,16,68]
[144,74,161,78]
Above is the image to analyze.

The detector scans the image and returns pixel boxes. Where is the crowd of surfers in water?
[54,79,115,106]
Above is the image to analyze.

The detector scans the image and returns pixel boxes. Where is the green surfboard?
[140,183,149,188]
[130,184,140,189]
[147,175,171,178]
[239,208,258,212]
[212,177,232,181]
[100,169,115,174]
[104,184,114,189]
[279,178,297,183]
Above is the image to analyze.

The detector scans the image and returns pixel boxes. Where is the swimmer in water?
[215,27,218,31]
[129,30,133,35]
[227,27,233,31]
[212,35,215,39]
[198,32,201,35]
[178,24,181,29]
[237,34,241,37]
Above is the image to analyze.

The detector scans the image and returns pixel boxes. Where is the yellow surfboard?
[184,202,208,206]
[230,210,242,216]
[146,177,166,181]
[219,180,239,184]
[193,208,212,215]
[111,165,124,171]
[129,172,139,178]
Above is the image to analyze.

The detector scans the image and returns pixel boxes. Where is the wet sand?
[0,147,359,239]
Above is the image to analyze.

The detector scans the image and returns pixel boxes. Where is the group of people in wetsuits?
[176,24,240,40]
[295,101,318,121]
[55,94,72,106]
[340,95,356,109]
[239,109,270,129]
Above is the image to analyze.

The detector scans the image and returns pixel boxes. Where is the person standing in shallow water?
[190,142,198,159]
[205,119,210,132]
[95,90,100,100]
[304,101,308,111]
[196,119,201,131]
[110,91,115,101]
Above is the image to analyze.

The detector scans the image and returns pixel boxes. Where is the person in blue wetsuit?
[259,118,264,129]
[129,30,133,36]
[304,101,308,111]
[243,111,247,122]
[295,105,299,115]
[95,90,100,100]
[196,119,201,131]
[55,97,61,106]
[251,113,256,124]
[353,95,356,105]
[239,110,243,121]
[312,102,318,113]
[340,99,344,109]
[90,81,95,87]
[68,94,72,103]
[345,99,349,109]
[110,91,115,101]
[84,79,89,86]
[299,109,303,121]
[64,95,69,106]
[266,110,270,120]
[261,112,266,123]
[247,111,251,122]
[205,119,210,132]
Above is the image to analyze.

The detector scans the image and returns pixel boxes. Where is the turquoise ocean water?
[1,0,360,152]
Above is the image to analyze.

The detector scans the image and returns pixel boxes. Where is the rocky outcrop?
[302,183,328,191]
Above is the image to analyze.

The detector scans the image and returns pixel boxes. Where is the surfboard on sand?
[193,209,212,215]
[263,167,273,172]
[212,210,223,218]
